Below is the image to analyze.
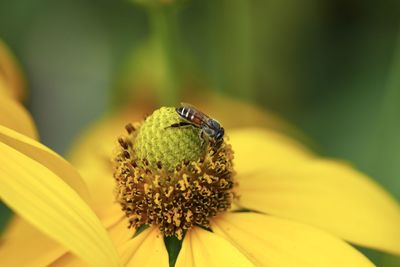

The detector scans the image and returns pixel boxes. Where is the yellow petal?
[175,227,254,267]
[212,213,374,267]
[0,40,26,101]
[232,130,400,255]
[0,125,89,200]
[67,113,134,207]
[230,128,312,173]
[0,142,120,267]
[49,254,88,267]
[108,217,135,247]
[48,217,134,266]
[0,92,37,139]
[67,118,126,229]
[190,91,309,142]
[96,203,125,229]
[0,217,67,267]
[79,166,115,207]
[118,227,169,267]
[0,78,9,96]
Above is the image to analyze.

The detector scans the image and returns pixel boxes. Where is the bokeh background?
[0,0,399,265]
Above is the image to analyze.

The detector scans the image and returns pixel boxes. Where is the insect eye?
[212,120,220,128]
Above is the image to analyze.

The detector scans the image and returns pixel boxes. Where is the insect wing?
[180,102,200,110]
[180,103,210,126]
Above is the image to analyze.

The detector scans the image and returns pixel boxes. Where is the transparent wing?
[180,102,199,111]
[180,102,211,122]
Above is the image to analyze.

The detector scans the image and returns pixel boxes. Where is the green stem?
[381,30,400,117]
[370,27,400,198]
[210,1,255,100]
[148,6,181,106]
[231,0,255,100]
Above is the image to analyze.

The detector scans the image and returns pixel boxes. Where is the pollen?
[113,107,237,239]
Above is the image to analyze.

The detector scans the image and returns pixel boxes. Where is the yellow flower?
[1,90,399,266]
[0,44,399,266]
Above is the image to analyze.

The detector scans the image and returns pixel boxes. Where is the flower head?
[113,107,236,240]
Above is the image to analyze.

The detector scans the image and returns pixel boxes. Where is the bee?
[168,103,224,146]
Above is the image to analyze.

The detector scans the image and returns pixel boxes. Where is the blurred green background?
[0,0,399,265]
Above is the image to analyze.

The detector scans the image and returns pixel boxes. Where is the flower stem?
[209,1,255,100]
[148,5,181,106]
[381,29,400,118]
[229,0,255,100]
[370,27,400,198]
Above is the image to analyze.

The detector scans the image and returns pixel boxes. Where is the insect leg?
[165,121,193,129]
[199,130,207,147]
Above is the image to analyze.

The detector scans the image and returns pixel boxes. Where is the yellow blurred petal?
[49,217,134,266]
[0,125,89,200]
[175,227,253,267]
[67,107,150,212]
[0,79,8,96]
[68,112,138,230]
[49,253,89,267]
[96,203,125,229]
[67,113,135,207]
[212,213,374,267]
[0,40,26,101]
[232,130,400,254]
[190,91,307,139]
[0,142,120,267]
[108,217,135,247]
[118,227,169,267]
[2,215,132,267]
[0,92,37,139]
[0,218,67,267]
[230,128,312,173]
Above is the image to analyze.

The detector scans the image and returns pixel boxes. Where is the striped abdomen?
[176,107,205,126]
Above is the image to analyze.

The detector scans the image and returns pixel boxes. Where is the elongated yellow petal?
[0,40,26,101]
[212,213,374,267]
[231,129,400,255]
[0,142,120,267]
[118,227,168,267]
[175,227,254,267]
[0,218,67,267]
[0,92,37,139]
[0,125,89,200]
